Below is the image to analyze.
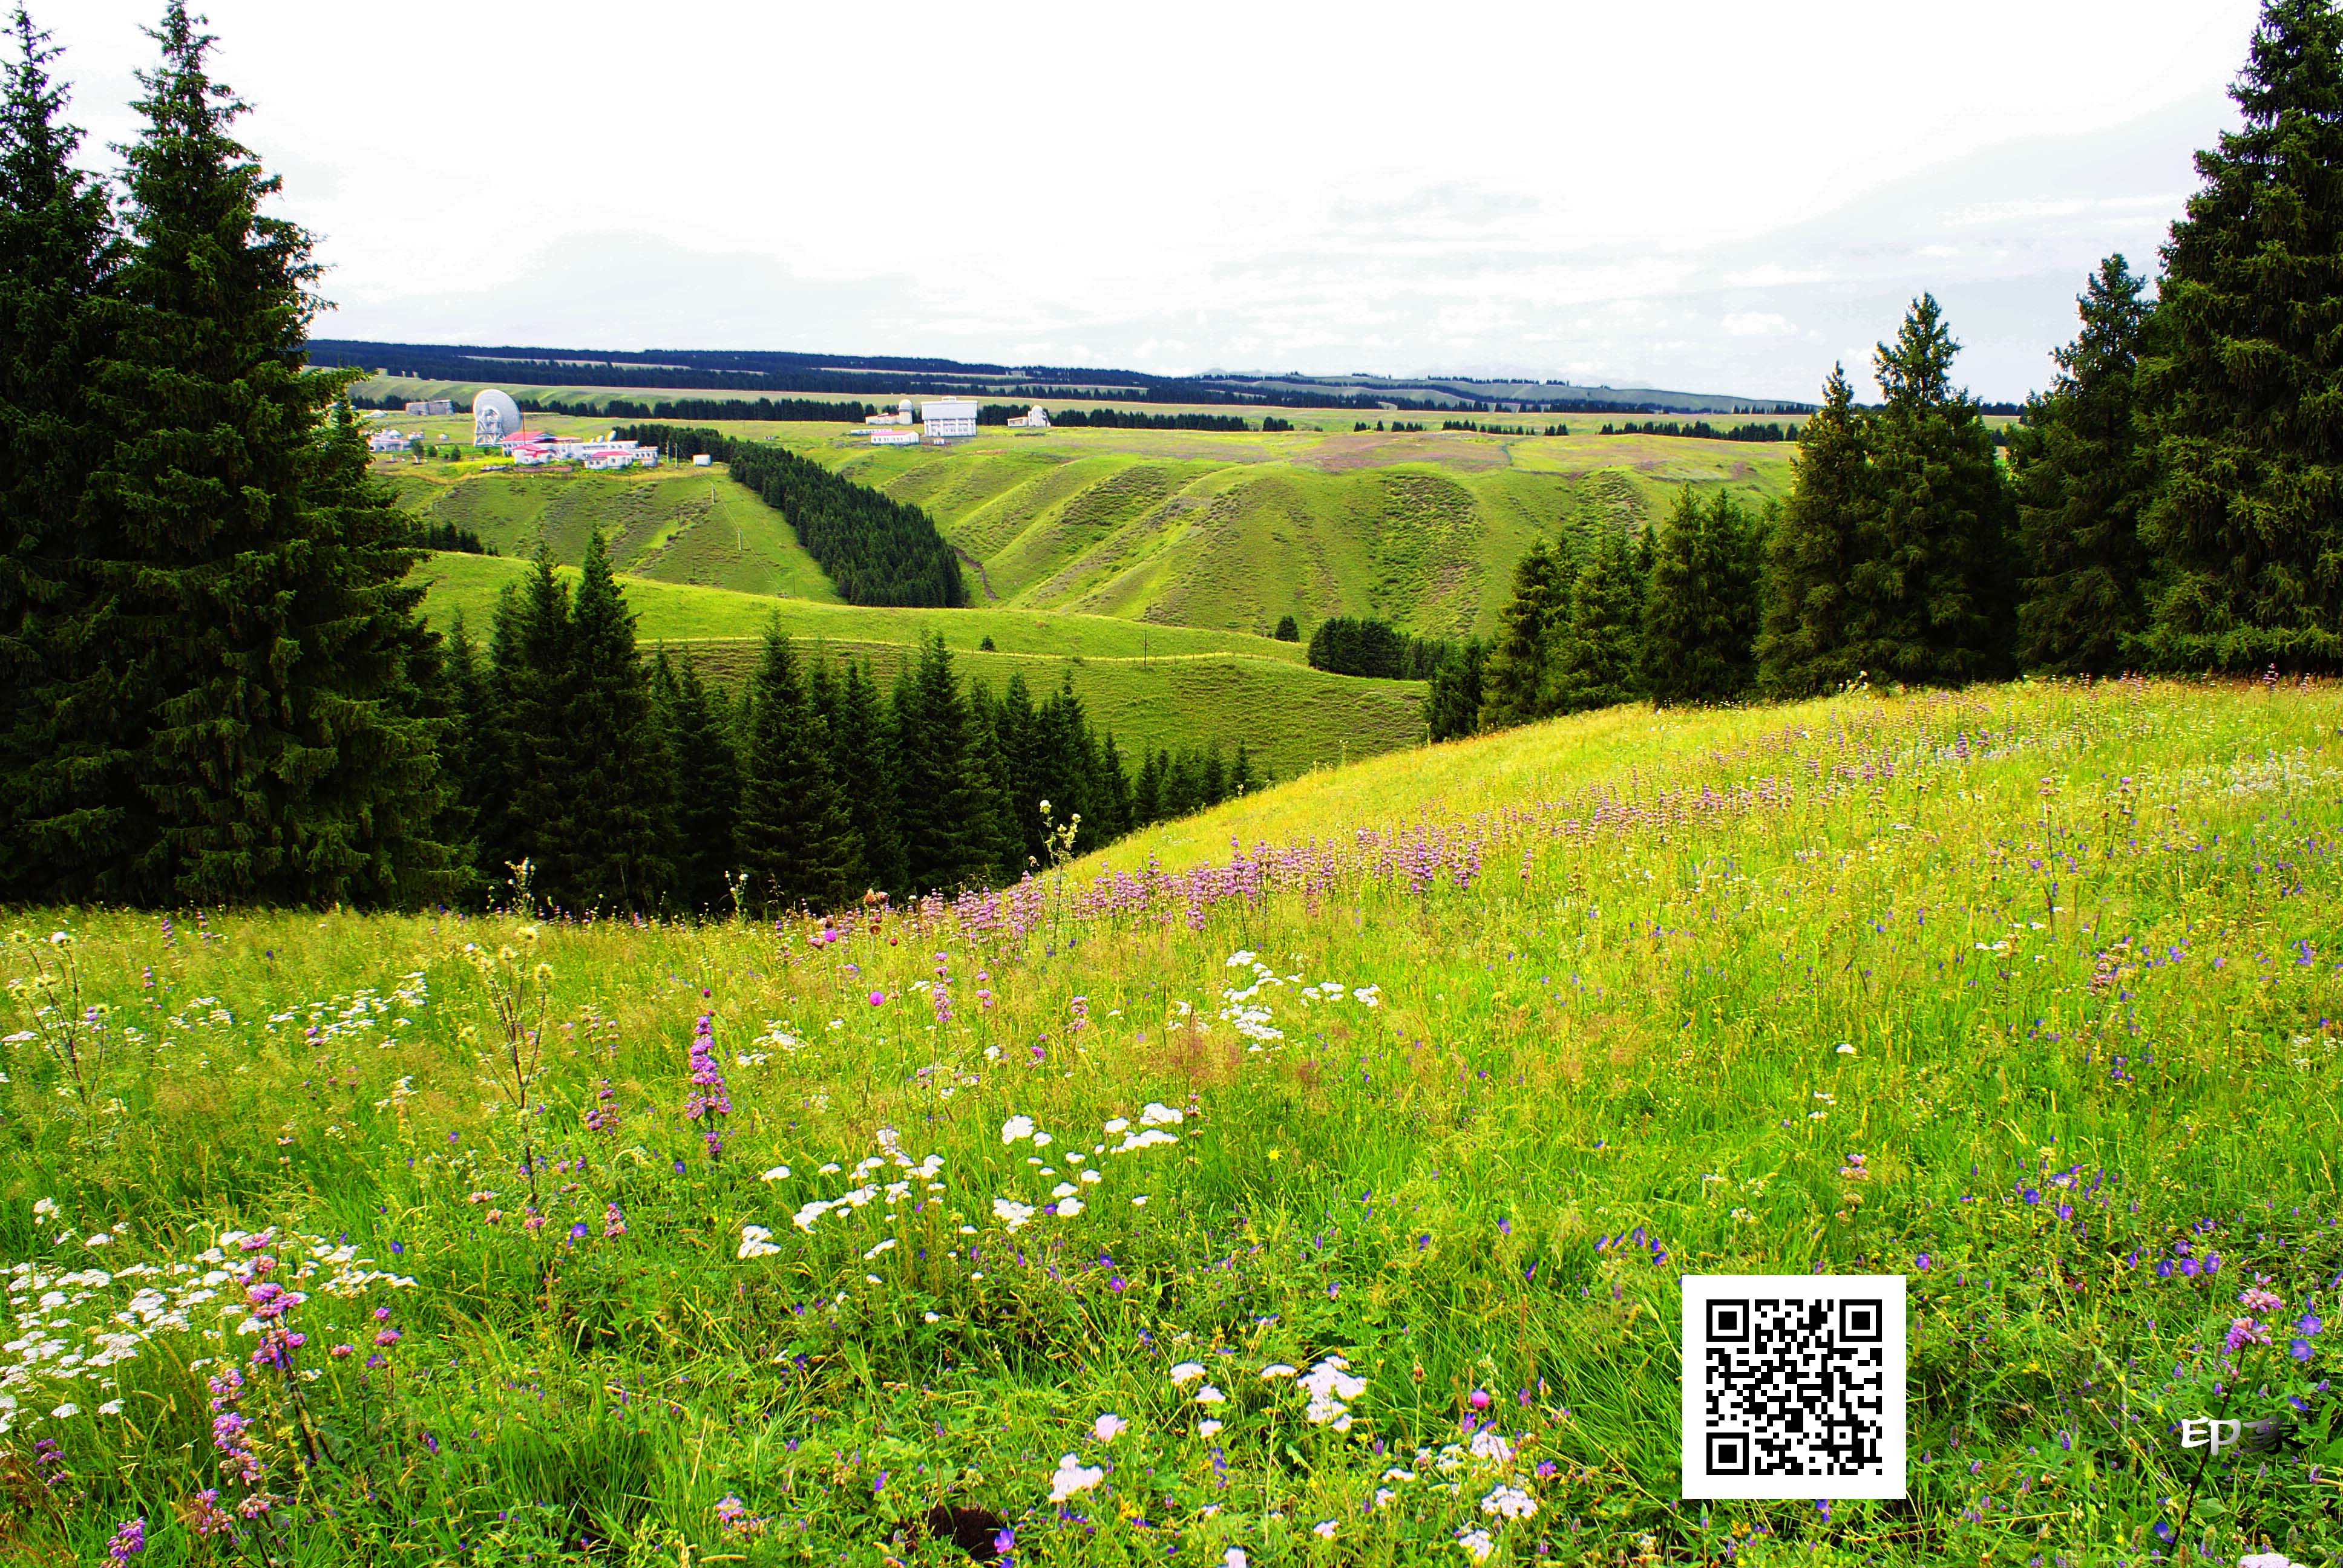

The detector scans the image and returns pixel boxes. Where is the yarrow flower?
[1048,1452,1104,1503]
[1456,1527,1495,1563]
[1481,1484,1538,1520]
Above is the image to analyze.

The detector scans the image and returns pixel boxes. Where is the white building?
[404,399,453,416]
[921,397,978,440]
[367,428,412,453]
[692,452,713,466]
[867,396,916,426]
[870,428,919,446]
[1006,404,1050,428]
[473,388,523,446]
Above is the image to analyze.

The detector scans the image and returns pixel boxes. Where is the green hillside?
[805,424,1794,638]
[389,465,841,601]
[382,420,1795,640]
[410,553,1420,777]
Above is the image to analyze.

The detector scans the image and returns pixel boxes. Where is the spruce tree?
[658,651,740,914]
[1842,295,2014,686]
[893,634,996,893]
[494,552,574,905]
[2010,255,2155,673]
[0,7,123,901]
[82,1,444,903]
[1426,639,1485,741]
[556,532,677,913]
[2138,0,2343,670]
[286,398,457,904]
[735,628,854,912]
[1757,366,1871,697]
[832,660,903,896]
[1645,487,1763,705]
[1545,529,1643,713]
[1480,537,1568,728]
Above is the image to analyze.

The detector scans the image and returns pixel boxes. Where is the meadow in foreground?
[3,680,2339,1566]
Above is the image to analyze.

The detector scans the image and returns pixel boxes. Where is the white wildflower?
[1481,1484,1537,1520]
[1168,1361,1207,1386]
[1457,1527,1494,1563]
[1001,1115,1035,1145]
[759,1166,791,1183]
[1047,1452,1104,1503]
[1092,1412,1127,1442]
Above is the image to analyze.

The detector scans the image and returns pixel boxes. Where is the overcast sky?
[42,0,2266,403]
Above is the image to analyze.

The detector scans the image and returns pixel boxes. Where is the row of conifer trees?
[443,537,1265,916]
[1450,0,2343,732]
[0,7,1259,912]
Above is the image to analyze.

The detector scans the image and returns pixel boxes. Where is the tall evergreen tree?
[893,634,995,893]
[555,532,674,910]
[2010,255,2156,673]
[1841,295,2014,686]
[80,1,448,903]
[1757,366,1872,697]
[0,7,123,901]
[658,650,740,913]
[493,553,573,904]
[2138,0,2343,670]
[442,612,494,895]
[1644,486,1763,705]
[735,628,854,912]
[1426,639,1485,742]
[1545,529,1643,713]
[287,397,457,904]
[831,659,903,896]
[1480,537,1568,728]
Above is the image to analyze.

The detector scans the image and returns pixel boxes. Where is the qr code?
[1680,1275,1906,1499]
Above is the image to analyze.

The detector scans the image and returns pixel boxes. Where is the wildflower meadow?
[3,679,2340,1566]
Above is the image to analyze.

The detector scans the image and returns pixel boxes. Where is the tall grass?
[2,679,2338,1566]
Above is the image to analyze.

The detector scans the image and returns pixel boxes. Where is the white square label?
[1680,1275,1907,1498]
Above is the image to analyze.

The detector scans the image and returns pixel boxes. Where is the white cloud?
[39,0,2265,401]
[1720,312,1796,338]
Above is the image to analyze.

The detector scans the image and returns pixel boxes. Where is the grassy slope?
[379,417,1794,641]
[10,679,2339,1564]
[411,553,1418,776]
[799,423,1793,638]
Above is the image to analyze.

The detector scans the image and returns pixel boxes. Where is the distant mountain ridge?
[308,338,1810,416]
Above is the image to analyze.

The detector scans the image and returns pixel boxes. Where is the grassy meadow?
[5,678,2340,1565]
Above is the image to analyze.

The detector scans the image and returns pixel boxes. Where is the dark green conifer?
[560,531,675,910]
[658,650,741,914]
[494,553,574,905]
[735,628,854,912]
[1644,487,1762,705]
[2137,0,2343,670]
[1757,367,1871,697]
[287,398,457,904]
[1480,538,1568,728]
[892,634,996,893]
[2010,256,2155,673]
[1426,639,1485,741]
[85,2,445,901]
[1842,295,2014,686]
[0,7,124,901]
[832,660,903,896]
[1546,529,1643,713]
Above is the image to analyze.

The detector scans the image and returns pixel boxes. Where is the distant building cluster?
[367,428,413,454]
[465,388,656,468]
[856,395,982,445]
[404,398,453,416]
[1006,404,1051,428]
[499,430,660,469]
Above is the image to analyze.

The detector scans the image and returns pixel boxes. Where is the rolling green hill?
[384,421,1795,639]
[410,553,1420,779]
[799,424,1793,638]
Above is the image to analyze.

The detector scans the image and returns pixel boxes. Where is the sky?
[42,0,2268,404]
